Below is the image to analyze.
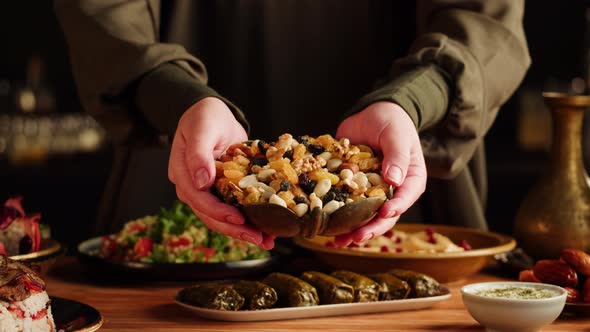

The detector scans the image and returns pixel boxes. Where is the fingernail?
[357,232,374,244]
[195,168,210,189]
[386,166,402,184]
[240,233,260,245]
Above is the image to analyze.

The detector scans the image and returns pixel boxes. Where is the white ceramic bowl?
[461,281,567,332]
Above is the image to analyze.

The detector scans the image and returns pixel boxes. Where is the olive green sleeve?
[54,0,248,143]
[351,0,531,179]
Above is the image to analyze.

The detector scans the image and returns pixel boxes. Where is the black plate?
[77,236,283,281]
[51,296,103,332]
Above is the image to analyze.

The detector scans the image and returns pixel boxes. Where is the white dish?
[461,282,567,332]
[175,286,450,322]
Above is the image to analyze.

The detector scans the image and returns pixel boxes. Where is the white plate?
[175,286,451,322]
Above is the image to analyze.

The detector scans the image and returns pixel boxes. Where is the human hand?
[168,97,276,249]
[334,101,426,246]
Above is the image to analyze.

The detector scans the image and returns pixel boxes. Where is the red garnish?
[192,246,216,261]
[325,241,336,248]
[127,223,147,234]
[20,276,44,292]
[348,243,360,248]
[31,309,47,320]
[168,237,191,248]
[395,248,403,253]
[383,230,394,238]
[133,237,153,258]
[101,235,118,259]
[425,227,434,236]
[363,243,371,248]
[380,246,389,253]
[459,240,472,251]
[0,243,6,256]
[394,237,402,244]
[8,307,25,318]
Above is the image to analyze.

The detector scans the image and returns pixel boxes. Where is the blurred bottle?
[14,55,56,114]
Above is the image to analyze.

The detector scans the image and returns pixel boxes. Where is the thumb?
[185,135,217,190]
[379,125,410,187]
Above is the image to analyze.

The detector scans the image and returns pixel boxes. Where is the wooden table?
[45,257,588,332]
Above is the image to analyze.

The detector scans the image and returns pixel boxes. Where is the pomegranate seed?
[459,240,472,250]
[380,246,389,253]
[348,243,360,248]
[383,230,394,238]
[394,237,402,244]
[395,248,403,253]
[364,243,371,248]
[425,227,434,236]
[427,235,437,244]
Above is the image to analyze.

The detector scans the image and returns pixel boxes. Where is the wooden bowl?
[293,224,516,283]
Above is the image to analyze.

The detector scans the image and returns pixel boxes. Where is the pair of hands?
[168,97,426,250]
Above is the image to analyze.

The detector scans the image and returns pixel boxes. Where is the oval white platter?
[175,286,451,322]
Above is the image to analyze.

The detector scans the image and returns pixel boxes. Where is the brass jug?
[513,92,590,259]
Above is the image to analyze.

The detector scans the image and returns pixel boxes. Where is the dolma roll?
[330,271,380,302]
[232,280,278,310]
[262,272,319,307]
[388,269,441,298]
[368,273,411,301]
[300,271,354,304]
[177,283,245,311]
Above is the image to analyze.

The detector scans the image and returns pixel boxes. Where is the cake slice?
[0,197,41,256]
[0,255,54,332]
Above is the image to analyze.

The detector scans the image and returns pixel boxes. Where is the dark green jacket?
[55,0,530,234]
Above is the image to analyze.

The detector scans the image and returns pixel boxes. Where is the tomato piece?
[101,235,118,258]
[0,242,6,256]
[134,237,153,258]
[127,222,147,234]
[168,237,191,248]
[193,246,216,261]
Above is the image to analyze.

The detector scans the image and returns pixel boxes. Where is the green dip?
[475,287,557,300]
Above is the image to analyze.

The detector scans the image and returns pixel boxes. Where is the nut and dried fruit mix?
[214,134,392,218]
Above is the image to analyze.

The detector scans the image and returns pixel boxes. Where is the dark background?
[0,1,589,251]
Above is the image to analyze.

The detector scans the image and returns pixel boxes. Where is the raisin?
[251,157,268,166]
[322,191,336,204]
[279,181,290,192]
[308,144,325,156]
[258,140,268,154]
[327,187,348,202]
[296,136,309,144]
[298,173,316,194]
[294,196,309,205]
[283,149,294,160]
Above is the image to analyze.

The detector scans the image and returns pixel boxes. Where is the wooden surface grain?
[44,257,589,332]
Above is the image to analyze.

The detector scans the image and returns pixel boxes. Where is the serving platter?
[175,286,450,322]
[294,224,516,283]
[10,238,64,275]
[562,302,590,316]
[77,236,282,281]
[51,296,103,332]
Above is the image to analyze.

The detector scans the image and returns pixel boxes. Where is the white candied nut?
[326,158,343,172]
[338,201,345,207]
[313,179,332,198]
[367,173,385,186]
[346,198,354,204]
[238,174,258,188]
[340,169,353,180]
[269,194,287,208]
[340,137,350,147]
[291,140,299,148]
[317,151,332,162]
[352,172,369,188]
[322,200,340,215]
[293,203,309,217]
[256,168,276,182]
[309,193,317,200]
[310,196,323,210]
[342,178,359,190]
[251,139,260,149]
